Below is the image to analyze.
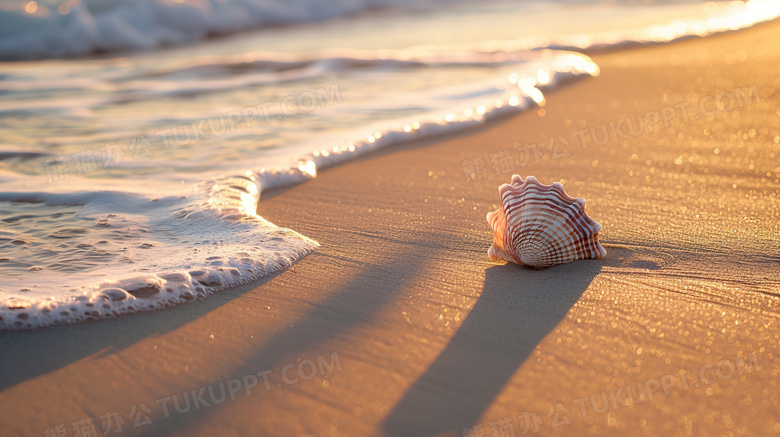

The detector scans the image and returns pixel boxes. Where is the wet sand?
[2,20,780,437]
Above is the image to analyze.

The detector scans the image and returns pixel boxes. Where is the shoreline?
[3,20,780,437]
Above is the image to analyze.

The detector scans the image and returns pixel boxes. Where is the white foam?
[0,186,317,329]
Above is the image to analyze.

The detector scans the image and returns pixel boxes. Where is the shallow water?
[1,0,778,329]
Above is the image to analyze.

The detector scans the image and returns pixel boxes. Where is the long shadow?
[130,240,435,436]
[0,269,284,391]
[382,261,602,437]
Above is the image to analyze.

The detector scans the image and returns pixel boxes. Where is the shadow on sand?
[382,260,601,437]
[0,271,283,391]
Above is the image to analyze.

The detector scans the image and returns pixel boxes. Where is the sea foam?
[0,185,318,329]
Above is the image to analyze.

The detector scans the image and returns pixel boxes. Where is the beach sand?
[2,20,780,437]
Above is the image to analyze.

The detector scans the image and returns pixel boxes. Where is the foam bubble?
[0,188,317,330]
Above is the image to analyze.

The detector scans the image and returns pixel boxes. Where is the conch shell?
[486,175,606,268]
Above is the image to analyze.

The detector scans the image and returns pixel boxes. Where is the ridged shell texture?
[487,175,606,268]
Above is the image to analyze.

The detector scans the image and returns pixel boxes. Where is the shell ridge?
[488,175,606,268]
[508,189,580,264]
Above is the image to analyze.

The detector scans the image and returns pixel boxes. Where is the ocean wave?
[0,0,451,60]
[0,50,559,112]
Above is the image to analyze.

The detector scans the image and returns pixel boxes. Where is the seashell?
[486,175,606,268]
